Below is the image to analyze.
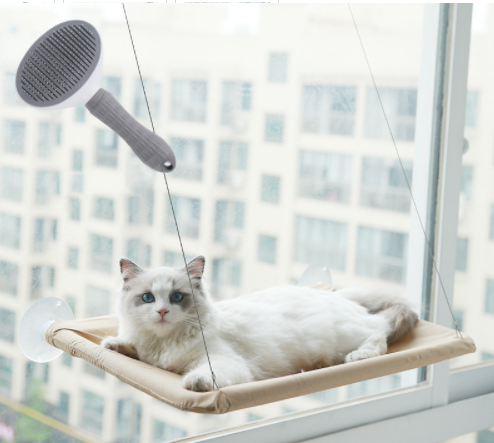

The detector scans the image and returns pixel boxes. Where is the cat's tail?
[337,287,419,345]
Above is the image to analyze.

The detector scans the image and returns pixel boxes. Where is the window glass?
[258,234,277,264]
[3,120,25,154]
[268,53,288,83]
[261,175,280,204]
[96,129,118,167]
[81,390,104,436]
[265,114,284,143]
[171,137,204,181]
[0,260,18,296]
[0,166,23,202]
[171,79,207,122]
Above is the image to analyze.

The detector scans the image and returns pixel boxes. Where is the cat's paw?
[182,372,214,392]
[344,349,380,363]
[101,337,138,359]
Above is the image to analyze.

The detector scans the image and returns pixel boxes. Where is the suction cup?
[297,264,333,287]
[18,297,74,363]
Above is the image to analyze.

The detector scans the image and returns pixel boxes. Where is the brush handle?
[86,88,175,173]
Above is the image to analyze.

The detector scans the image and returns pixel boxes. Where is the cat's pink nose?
[157,309,169,319]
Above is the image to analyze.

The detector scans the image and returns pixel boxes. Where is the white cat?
[101,256,418,392]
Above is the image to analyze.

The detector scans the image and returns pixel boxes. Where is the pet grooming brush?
[16,20,175,172]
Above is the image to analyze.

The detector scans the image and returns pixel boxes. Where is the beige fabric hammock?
[45,312,475,414]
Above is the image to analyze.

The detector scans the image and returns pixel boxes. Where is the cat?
[101,256,418,392]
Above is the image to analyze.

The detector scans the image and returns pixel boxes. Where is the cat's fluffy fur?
[101,256,418,392]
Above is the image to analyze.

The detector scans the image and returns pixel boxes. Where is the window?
[93,197,115,221]
[32,218,56,253]
[221,81,252,126]
[166,196,201,239]
[75,105,85,122]
[134,78,160,117]
[1,166,23,201]
[261,175,280,204]
[299,151,352,203]
[491,205,494,240]
[70,197,81,221]
[66,296,76,316]
[67,247,79,269]
[0,308,15,343]
[62,353,73,368]
[153,419,186,443]
[0,355,13,396]
[302,85,357,136]
[456,237,469,272]
[485,280,494,315]
[171,137,204,181]
[171,79,207,122]
[265,114,284,143]
[4,72,24,106]
[35,170,60,205]
[365,87,417,141]
[90,234,113,274]
[163,250,193,268]
[127,239,152,267]
[85,286,110,317]
[3,120,25,154]
[356,226,408,283]
[214,200,244,244]
[268,53,288,83]
[102,76,122,101]
[461,164,473,201]
[212,258,242,289]
[218,141,248,185]
[294,216,348,271]
[360,157,413,212]
[258,235,277,264]
[0,213,21,249]
[73,150,83,171]
[452,309,464,331]
[81,390,104,436]
[116,399,142,442]
[83,361,106,379]
[465,90,479,128]
[127,191,154,225]
[0,260,18,296]
[58,392,70,423]
[37,122,58,158]
[96,129,118,167]
[30,266,55,300]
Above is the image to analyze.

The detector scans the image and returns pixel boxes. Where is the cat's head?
[117,256,212,337]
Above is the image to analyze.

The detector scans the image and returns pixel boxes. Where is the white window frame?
[177,5,494,443]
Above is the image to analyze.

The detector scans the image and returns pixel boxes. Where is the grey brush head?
[16,20,101,107]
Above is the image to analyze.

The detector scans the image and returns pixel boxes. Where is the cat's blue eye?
[142,293,155,303]
[170,292,183,303]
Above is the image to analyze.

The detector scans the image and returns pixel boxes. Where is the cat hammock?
[17,5,476,414]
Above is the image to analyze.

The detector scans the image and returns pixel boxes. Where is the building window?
[268,53,288,83]
[163,250,192,268]
[90,235,113,274]
[302,85,357,136]
[356,226,408,283]
[360,157,413,212]
[37,122,61,157]
[86,286,110,318]
[102,76,122,101]
[485,280,494,315]
[294,216,348,271]
[465,90,479,128]
[261,175,280,204]
[171,137,204,181]
[218,141,248,185]
[212,258,242,289]
[0,308,15,343]
[93,197,115,221]
[171,79,207,123]
[75,106,85,122]
[96,129,118,168]
[35,170,60,205]
[0,355,13,396]
[0,213,21,249]
[58,392,70,423]
[456,237,469,272]
[0,261,18,296]
[81,390,105,436]
[73,150,83,171]
[221,81,252,126]
[153,419,186,443]
[4,72,25,106]
[166,196,201,239]
[67,247,79,269]
[70,197,81,221]
[481,352,494,362]
[127,190,154,225]
[265,114,284,143]
[134,78,160,117]
[365,87,417,141]
[30,266,55,300]
[299,151,352,204]
[461,165,473,201]
[214,200,244,245]
[33,218,57,253]
[1,166,23,202]
[452,309,464,331]
[127,239,152,268]
[62,353,73,368]
[3,120,25,154]
[116,399,142,442]
[258,235,277,264]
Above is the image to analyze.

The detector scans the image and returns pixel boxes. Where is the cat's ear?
[185,256,205,280]
[120,258,142,282]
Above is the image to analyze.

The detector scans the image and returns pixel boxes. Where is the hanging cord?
[122,4,218,389]
[348,5,463,339]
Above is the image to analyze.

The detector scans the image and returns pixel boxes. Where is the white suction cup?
[18,297,74,363]
[297,264,333,287]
